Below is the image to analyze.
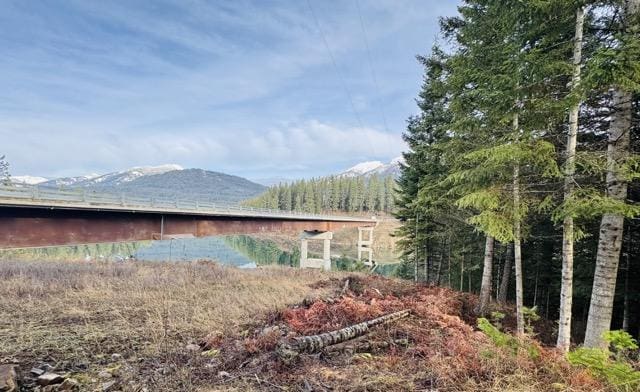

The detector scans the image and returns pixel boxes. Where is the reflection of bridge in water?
[135,237,261,268]
[0,185,376,270]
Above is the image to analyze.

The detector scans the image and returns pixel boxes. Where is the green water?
[0,235,399,277]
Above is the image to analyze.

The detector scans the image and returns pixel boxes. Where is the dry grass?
[206,275,607,392]
[0,260,606,391]
[0,260,335,391]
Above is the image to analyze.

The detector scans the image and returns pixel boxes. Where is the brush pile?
[202,275,603,391]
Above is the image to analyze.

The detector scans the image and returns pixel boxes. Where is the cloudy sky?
[1,0,458,181]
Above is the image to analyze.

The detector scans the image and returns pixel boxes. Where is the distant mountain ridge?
[339,157,403,178]
[12,165,265,204]
[10,175,48,185]
[39,164,183,188]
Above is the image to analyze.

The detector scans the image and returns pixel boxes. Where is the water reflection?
[135,237,258,268]
[0,235,399,277]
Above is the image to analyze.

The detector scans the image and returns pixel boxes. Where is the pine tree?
[245,175,396,213]
[395,0,640,346]
[584,0,640,349]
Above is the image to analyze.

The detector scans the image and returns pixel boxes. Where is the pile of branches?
[199,275,602,391]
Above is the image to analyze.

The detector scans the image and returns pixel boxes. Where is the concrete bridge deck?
[0,185,376,249]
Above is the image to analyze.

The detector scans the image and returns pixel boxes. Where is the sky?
[0,0,458,181]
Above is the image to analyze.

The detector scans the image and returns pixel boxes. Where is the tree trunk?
[277,309,410,358]
[447,237,452,288]
[414,214,419,283]
[436,238,444,286]
[623,250,630,332]
[533,260,540,307]
[424,242,429,283]
[495,246,503,299]
[498,243,513,304]
[558,5,584,353]
[476,235,495,315]
[460,247,465,291]
[512,110,525,336]
[514,165,524,336]
[584,0,637,349]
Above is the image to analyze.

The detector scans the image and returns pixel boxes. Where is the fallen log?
[324,338,409,354]
[277,309,410,361]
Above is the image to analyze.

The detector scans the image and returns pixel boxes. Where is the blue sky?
[1,0,458,181]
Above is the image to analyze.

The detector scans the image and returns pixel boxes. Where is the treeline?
[396,0,639,352]
[245,175,395,213]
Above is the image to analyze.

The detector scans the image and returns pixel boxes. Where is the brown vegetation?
[0,260,605,391]
[207,275,604,391]
[0,260,331,391]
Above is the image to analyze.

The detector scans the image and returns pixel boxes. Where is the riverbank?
[0,260,603,391]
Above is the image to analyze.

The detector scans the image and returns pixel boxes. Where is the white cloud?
[1,119,405,178]
[0,0,457,178]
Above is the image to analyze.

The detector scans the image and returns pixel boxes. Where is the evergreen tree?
[584,0,640,348]
[245,175,396,213]
[395,0,640,341]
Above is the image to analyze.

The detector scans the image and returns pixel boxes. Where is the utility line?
[305,0,366,131]
[355,0,391,134]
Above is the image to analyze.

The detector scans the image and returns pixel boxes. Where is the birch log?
[277,309,410,360]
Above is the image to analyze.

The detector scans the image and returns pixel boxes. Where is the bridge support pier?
[357,226,374,266]
[300,231,332,271]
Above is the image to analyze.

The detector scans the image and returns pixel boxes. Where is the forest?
[245,175,396,213]
[394,0,639,352]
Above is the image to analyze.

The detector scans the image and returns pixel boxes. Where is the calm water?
[135,237,258,268]
[1,235,399,276]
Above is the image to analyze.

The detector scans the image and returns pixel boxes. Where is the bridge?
[0,185,376,268]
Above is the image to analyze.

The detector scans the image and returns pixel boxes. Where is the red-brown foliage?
[207,275,605,391]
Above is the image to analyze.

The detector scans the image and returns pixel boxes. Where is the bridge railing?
[0,184,366,221]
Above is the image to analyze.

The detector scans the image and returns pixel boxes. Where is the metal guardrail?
[0,184,372,222]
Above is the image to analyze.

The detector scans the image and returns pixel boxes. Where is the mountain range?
[10,157,403,203]
[12,165,265,204]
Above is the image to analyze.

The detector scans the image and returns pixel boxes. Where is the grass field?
[0,260,334,391]
[0,259,608,391]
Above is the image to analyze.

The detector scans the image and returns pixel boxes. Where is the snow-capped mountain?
[83,164,184,187]
[340,161,386,177]
[18,164,264,204]
[10,176,48,185]
[39,164,183,188]
[339,157,404,178]
[40,174,100,187]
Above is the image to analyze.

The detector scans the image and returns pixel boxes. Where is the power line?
[305,0,366,131]
[355,0,391,134]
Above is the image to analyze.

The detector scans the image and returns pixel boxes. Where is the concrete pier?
[357,226,374,266]
[300,230,332,270]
